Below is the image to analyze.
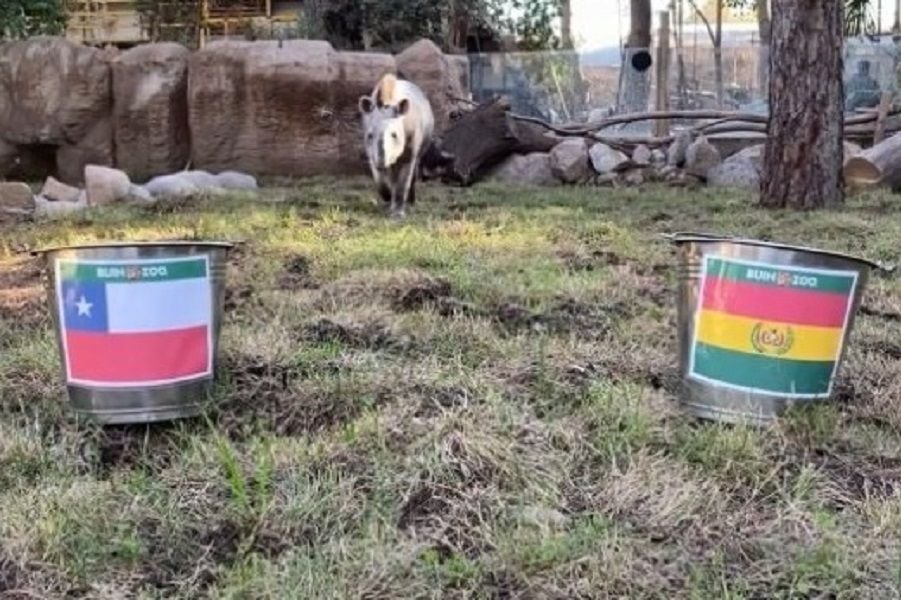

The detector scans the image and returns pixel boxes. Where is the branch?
[686,0,717,46]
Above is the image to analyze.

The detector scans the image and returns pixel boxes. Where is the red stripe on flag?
[701,276,850,328]
[65,326,209,384]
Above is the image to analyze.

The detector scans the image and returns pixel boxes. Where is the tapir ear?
[396,99,410,116]
[359,96,374,114]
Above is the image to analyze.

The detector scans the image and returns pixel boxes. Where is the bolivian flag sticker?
[689,255,859,398]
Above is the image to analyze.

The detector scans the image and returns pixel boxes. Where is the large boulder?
[334,51,397,174]
[40,176,81,202]
[396,39,466,132]
[489,152,556,186]
[550,139,592,183]
[215,170,258,190]
[684,136,722,179]
[85,164,131,205]
[589,143,629,174]
[0,37,113,184]
[707,154,761,189]
[113,43,191,181]
[0,182,33,211]
[189,40,344,177]
[667,129,692,167]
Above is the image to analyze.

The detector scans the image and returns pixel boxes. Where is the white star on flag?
[75,295,93,317]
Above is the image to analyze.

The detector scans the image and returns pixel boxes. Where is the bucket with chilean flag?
[36,241,233,425]
[670,233,884,425]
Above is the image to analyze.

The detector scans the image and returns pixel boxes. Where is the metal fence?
[467,35,901,128]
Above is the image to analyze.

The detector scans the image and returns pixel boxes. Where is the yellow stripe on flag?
[696,309,843,362]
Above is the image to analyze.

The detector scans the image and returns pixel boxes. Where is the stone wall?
[0,36,469,184]
[0,36,115,183]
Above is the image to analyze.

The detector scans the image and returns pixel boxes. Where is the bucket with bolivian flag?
[669,233,883,425]
[35,241,233,424]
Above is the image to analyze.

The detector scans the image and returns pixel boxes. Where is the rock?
[144,173,199,198]
[650,149,666,165]
[845,141,862,156]
[667,129,693,167]
[40,176,81,202]
[684,136,722,179]
[595,172,619,187]
[489,152,556,186]
[0,182,33,210]
[124,184,153,203]
[659,165,678,178]
[334,51,398,173]
[632,144,652,166]
[396,39,464,132]
[34,191,88,218]
[215,170,258,190]
[0,37,113,184]
[550,139,592,183]
[589,142,629,174]
[85,165,132,205]
[112,43,191,181]
[707,156,761,189]
[189,40,343,178]
[729,144,765,170]
[623,168,648,186]
[178,170,222,190]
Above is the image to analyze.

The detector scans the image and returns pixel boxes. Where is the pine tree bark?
[760,0,844,209]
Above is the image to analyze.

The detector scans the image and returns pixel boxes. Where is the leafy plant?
[0,0,66,40]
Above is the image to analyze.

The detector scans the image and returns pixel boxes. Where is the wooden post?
[655,11,672,137]
[874,91,894,144]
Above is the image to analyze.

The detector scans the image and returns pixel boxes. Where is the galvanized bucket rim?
[31,240,237,256]
[665,231,884,271]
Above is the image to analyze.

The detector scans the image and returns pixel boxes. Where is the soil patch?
[277,254,318,290]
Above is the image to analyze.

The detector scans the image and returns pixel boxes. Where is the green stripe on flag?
[691,342,836,396]
[59,258,207,283]
[705,257,855,294]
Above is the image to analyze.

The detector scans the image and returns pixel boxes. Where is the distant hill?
[579,46,622,67]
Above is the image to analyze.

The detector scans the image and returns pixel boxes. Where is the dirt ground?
[1,178,901,598]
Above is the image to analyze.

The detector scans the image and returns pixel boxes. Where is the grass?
[2,177,901,598]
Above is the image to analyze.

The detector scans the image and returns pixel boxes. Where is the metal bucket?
[670,233,881,425]
[35,241,233,424]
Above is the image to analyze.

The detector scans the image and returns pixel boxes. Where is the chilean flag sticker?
[55,255,214,388]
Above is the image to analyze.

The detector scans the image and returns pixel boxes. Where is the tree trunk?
[756,0,771,97]
[628,0,652,47]
[844,132,901,189]
[561,0,573,49]
[714,0,723,107]
[761,0,844,209]
[432,99,562,186]
[617,0,653,115]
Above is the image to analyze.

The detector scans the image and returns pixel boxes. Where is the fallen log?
[508,107,900,137]
[843,132,901,189]
[436,98,562,186]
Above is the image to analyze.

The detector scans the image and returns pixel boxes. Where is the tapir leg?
[378,182,391,204]
[392,161,416,218]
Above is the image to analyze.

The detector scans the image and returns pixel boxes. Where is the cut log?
[436,98,562,185]
[843,132,901,189]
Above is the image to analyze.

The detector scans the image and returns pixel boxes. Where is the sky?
[571,1,901,51]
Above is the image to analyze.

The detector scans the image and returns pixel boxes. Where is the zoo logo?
[126,266,142,280]
[776,271,792,287]
[750,322,794,356]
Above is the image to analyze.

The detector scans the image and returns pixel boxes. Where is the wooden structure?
[65,0,148,45]
[199,0,302,46]
[64,0,302,47]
